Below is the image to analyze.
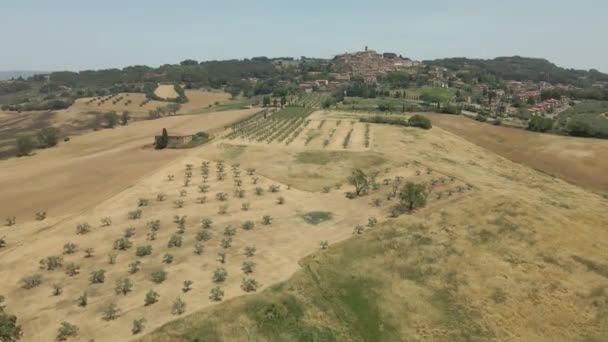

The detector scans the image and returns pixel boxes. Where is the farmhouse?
[154,131,194,148]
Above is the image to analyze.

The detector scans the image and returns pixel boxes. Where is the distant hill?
[0,70,48,81]
[424,56,608,86]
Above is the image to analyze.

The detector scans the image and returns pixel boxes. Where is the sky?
[1,0,607,72]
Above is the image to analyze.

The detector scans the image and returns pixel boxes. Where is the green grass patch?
[295,151,340,165]
[302,211,333,225]
[223,144,247,159]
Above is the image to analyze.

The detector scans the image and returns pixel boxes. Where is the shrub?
[262,215,273,225]
[132,318,146,335]
[35,211,46,220]
[241,202,250,211]
[144,290,159,306]
[255,187,264,196]
[241,278,259,292]
[100,217,112,227]
[16,135,35,156]
[182,280,193,293]
[353,224,365,235]
[101,303,120,321]
[89,269,106,284]
[76,223,91,235]
[39,256,63,270]
[162,254,174,264]
[37,127,60,147]
[213,268,228,283]
[221,237,232,249]
[200,218,213,229]
[124,226,136,238]
[128,209,142,220]
[209,286,224,301]
[244,246,257,257]
[77,292,88,307]
[193,243,204,255]
[151,271,167,284]
[21,274,43,289]
[115,278,133,295]
[268,184,281,193]
[167,235,183,248]
[241,261,256,275]
[172,297,186,315]
[408,115,432,129]
[241,220,255,230]
[63,242,77,255]
[84,247,95,258]
[113,238,132,251]
[276,196,285,205]
[65,263,80,276]
[218,205,228,215]
[320,240,329,250]
[57,321,79,341]
[135,245,153,257]
[196,229,212,242]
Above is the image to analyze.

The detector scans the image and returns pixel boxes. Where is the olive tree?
[209,286,224,301]
[132,318,146,335]
[213,268,228,283]
[241,261,256,275]
[102,303,120,321]
[398,182,427,213]
[241,278,259,292]
[115,278,133,295]
[172,297,186,315]
[144,290,159,306]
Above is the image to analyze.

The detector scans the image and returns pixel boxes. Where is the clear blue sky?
[1,0,607,72]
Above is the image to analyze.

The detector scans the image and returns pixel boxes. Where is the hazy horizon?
[1,0,607,73]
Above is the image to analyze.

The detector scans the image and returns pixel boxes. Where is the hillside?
[425,56,608,86]
[139,111,608,342]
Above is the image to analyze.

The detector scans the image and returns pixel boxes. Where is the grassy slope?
[141,118,608,342]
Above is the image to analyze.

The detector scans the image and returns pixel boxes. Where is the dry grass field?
[0,90,231,158]
[70,90,230,117]
[0,108,258,220]
[1,109,607,341]
[425,113,608,193]
[154,85,179,99]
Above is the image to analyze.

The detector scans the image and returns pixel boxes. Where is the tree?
[280,95,287,107]
[408,115,432,129]
[209,286,224,301]
[121,111,130,125]
[16,136,35,156]
[399,182,427,212]
[348,169,369,196]
[241,278,259,292]
[114,278,133,295]
[56,321,78,341]
[89,269,106,284]
[262,96,271,107]
[155,128,169,149]
[104,111,118,128]
[166,103,181,115]
[37,127,59,147]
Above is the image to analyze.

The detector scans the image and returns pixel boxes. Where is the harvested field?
[424,113,608,193]
[70,90,230,118]
[0,108,259,220]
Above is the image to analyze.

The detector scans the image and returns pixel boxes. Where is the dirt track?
[0,109,258,220]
